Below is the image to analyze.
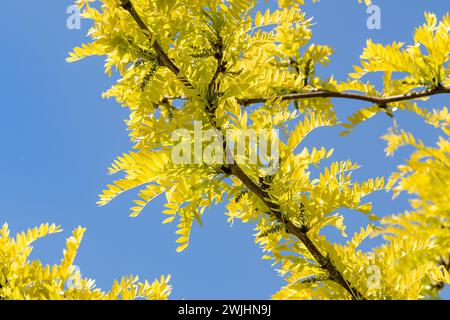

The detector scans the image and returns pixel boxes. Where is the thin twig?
[238,86,450,107]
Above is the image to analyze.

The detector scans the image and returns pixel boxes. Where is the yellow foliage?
[66,0,450,300]
[0,224,171,300]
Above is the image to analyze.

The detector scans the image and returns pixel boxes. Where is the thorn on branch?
[378,104,394,118]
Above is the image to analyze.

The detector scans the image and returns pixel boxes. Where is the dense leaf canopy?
[6,0,448,300]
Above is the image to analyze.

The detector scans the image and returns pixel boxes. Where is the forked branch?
[121,0,366,300]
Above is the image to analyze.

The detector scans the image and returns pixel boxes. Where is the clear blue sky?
[0,1,448,299]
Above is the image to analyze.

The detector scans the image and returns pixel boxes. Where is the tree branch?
[204,28,365,300]
[120,0,194,89]
[238,86,450,107]
[121,0,365,299]
[229,164,365,300]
